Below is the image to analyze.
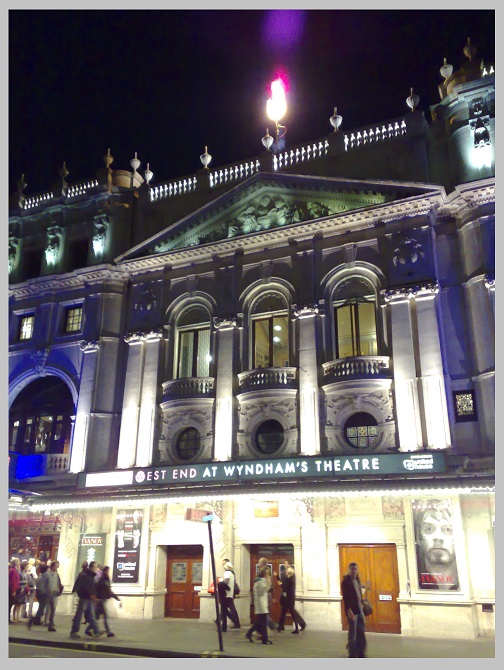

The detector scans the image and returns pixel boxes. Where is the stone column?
[117,332,145,469]
[414,284,451,450]
[70,340,100,473]
[293,303,321,456]
[384,289,423,451]
[213,317,238,461]
[136,329,163,468]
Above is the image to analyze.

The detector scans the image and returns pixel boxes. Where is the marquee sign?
[78,452,446,490]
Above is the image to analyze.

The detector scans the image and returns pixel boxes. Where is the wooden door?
[250,544,295,625]
[165,545,203,618]
[339,544,401,634]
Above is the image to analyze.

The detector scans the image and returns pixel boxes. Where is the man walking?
[46,560,63,632]
[341,562,367,658]
[95,566,121,637]
[220,560,241,630]
[69,560,104,639]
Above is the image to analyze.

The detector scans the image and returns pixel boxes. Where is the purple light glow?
[263,10,305,51]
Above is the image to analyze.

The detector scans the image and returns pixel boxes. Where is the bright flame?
[266,78,287,123]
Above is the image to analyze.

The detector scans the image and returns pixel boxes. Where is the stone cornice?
[79,339,100,353]
[382,281,440,302]
[124,328,164,344]
[122,194,444,275]
[442,179,495,220]
[9,267,129,300]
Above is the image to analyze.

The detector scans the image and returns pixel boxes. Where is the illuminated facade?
[9,45,494,639]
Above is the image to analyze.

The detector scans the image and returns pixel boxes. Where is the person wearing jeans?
[70,561,104,639]
[95,566,121,637]
[341,562,367,658]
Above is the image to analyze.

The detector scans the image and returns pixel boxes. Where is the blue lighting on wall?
[14,454,45,480]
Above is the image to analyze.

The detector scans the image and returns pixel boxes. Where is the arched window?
[251,292,289,369]
[334,277,378,358]
[176,306,211,378]
[9,377,74,455]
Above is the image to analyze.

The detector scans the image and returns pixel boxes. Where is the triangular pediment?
[119,172,441,262]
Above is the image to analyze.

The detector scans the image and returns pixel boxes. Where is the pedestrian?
[257,557,278,632]
[341,562,367,658]
[26,557,38,619]
[9,558,21,623]
[15,561,30,622]
[246,567,272,645]
[220,560,241,630]
[45,560,63,632]
[95,566,121,637]
[27,563,50,628]
[69,560,105,639]
[275,564,306,633]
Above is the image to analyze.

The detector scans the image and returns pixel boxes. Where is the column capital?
[213,315,241,331]
[382,281,439,303]
[79,339,100,353]
[485,273,495,289]
[292,301,320,318]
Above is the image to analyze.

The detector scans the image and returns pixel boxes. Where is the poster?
[412,498,459,591]
[112,509,143,583]
[76,534,107,580]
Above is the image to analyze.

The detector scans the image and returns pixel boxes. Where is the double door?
[250,544,295,625]
[339,544,401,634]
[165,545,203,618]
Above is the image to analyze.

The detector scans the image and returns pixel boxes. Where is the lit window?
[453,391,477,422]
[178,328,211,378]
[65,306,83,333]
[19,315,34,341]
[344,412,378,449]
[335,301,377,358]
[253,315,289,368]
[176,428,201,460]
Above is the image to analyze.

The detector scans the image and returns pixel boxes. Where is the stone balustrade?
[238,367,297,391]
[323,356,391,382]
[162,377,215,399]
[343,118,406,150]
[11,452,70,479]
[209,159,261,188]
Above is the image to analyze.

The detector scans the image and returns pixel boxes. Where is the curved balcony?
[162,377,215,400]
[323,356,391,383]
[238,367,297,391]
[10,452,71,480]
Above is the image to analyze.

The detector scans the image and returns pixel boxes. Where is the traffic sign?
[202,514,214,521]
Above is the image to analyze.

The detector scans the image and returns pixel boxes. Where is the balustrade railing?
[343,118,406,150]
[66,179,99,198]
[273,139,329,170]
[10,452,71,479]
[238,367,297,391]
[23,192,54,210]
[209,159,261,188]
[162,377,215,398]
[149,175,198,202]
[323,356,391,381]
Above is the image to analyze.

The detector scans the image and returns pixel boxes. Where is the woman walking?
[245,567,272,645]
[275,564,306,633]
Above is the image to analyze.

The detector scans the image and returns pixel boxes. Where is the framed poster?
[112,509,143,583]
[76,534,107,580]
[412,498,459,591]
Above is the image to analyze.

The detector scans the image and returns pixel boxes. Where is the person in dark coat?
[275,564,306,633]
[95,566,121,637]
[69,561,104,638]
[27,563,49,628]
[341,561,367,658]
[9,558,21,624]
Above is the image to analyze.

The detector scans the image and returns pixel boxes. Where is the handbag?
[208,581,215,594]
[362,598,373,616]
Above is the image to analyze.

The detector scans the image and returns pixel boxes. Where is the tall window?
[333,278,378,359]
[65,306,83,333]
[251,292,290,369]
[19,315,35,341]
[176,307,211,378]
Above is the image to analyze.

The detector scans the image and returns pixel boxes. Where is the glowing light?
[471,144,492,170]
[267,78,287,123]
[274,325,282,332]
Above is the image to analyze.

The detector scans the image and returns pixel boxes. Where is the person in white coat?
[245,568,272,645]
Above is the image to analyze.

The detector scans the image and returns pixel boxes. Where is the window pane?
[254,318,270,368]
[336,305,355,358]
[357,302,377,355]
[66,307,83,332]
[35,416,53,453]
[196,328,210,377]
[178,331,194,378]
[272,316,289,367]
[19,315,34,341]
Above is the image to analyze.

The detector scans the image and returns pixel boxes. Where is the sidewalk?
[9,615,495,658]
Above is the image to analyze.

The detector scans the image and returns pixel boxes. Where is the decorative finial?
[406,87,420,111]
[144,163,153,184]
[59,161,69,195]
[440,57,453,80]
[463,37,477,61]
[130,151,141,172]
[330,106,343,132]
[261,128,274,151]
[104,148,114,169]
[200,146,212,169]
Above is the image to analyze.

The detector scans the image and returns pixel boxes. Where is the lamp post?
[266,78,287,152]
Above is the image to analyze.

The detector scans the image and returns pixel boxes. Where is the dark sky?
[9,9,495,196]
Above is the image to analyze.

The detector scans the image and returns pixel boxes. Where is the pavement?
[8,615,495,658]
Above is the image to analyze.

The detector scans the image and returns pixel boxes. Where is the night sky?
[9,9,495,197]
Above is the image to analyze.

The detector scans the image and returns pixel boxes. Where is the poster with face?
[112,509,143,583]
[412,498,459,591]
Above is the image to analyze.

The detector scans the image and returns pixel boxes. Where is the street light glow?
[266,78,287,123]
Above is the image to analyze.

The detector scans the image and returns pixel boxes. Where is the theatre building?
[8,41,494,639]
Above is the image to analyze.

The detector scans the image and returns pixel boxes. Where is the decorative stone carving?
[134,286,158,314]
[382,496,405,518]
[213,315,238,330]
[79,339,100,353]
[8,238,19,273]
[93,217,108,256]
[298,496,315,521]
[392,234,425,266]
[470,116,491,148]
[362,389,394,421]
[292,302,319,318]
[45,226,62,266]
[327,496,346,519]
[30,348,50,374]
[150,503,167,528]
[382,281,439,302]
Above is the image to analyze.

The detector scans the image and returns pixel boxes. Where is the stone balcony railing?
[238,367,297,391]
[322,356,391,383]
[9,451,71,480]
[162,377,215,400]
